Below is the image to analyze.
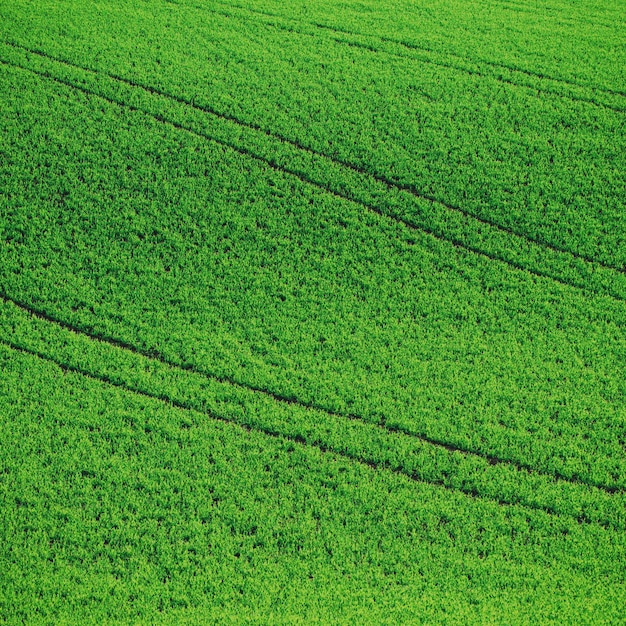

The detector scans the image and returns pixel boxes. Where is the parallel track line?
[0,335,618,527]
[1,290,623,497]
[3,42,626,287]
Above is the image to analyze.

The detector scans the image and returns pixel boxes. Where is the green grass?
[0,0,625,622]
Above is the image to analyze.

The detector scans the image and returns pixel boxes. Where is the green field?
[1,0,626,622]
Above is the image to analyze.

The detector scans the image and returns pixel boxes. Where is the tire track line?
[3,41,626,289]
[318,31,626,115]
[0,335,618,528]
[1,291,624,498]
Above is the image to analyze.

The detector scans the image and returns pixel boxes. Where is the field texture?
[1,0,626,623]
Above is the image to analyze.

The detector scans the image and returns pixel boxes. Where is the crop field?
[1,0,626,622]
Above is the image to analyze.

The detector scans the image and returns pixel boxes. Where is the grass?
[0,0,625,622]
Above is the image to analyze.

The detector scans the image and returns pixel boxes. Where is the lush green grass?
[1,0,625,622]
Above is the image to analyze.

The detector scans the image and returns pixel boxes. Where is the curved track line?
[0,336,619,528]
[1,291,624,497]
[4,41,626,284]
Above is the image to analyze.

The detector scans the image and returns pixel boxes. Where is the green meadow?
[1,0,625,622]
